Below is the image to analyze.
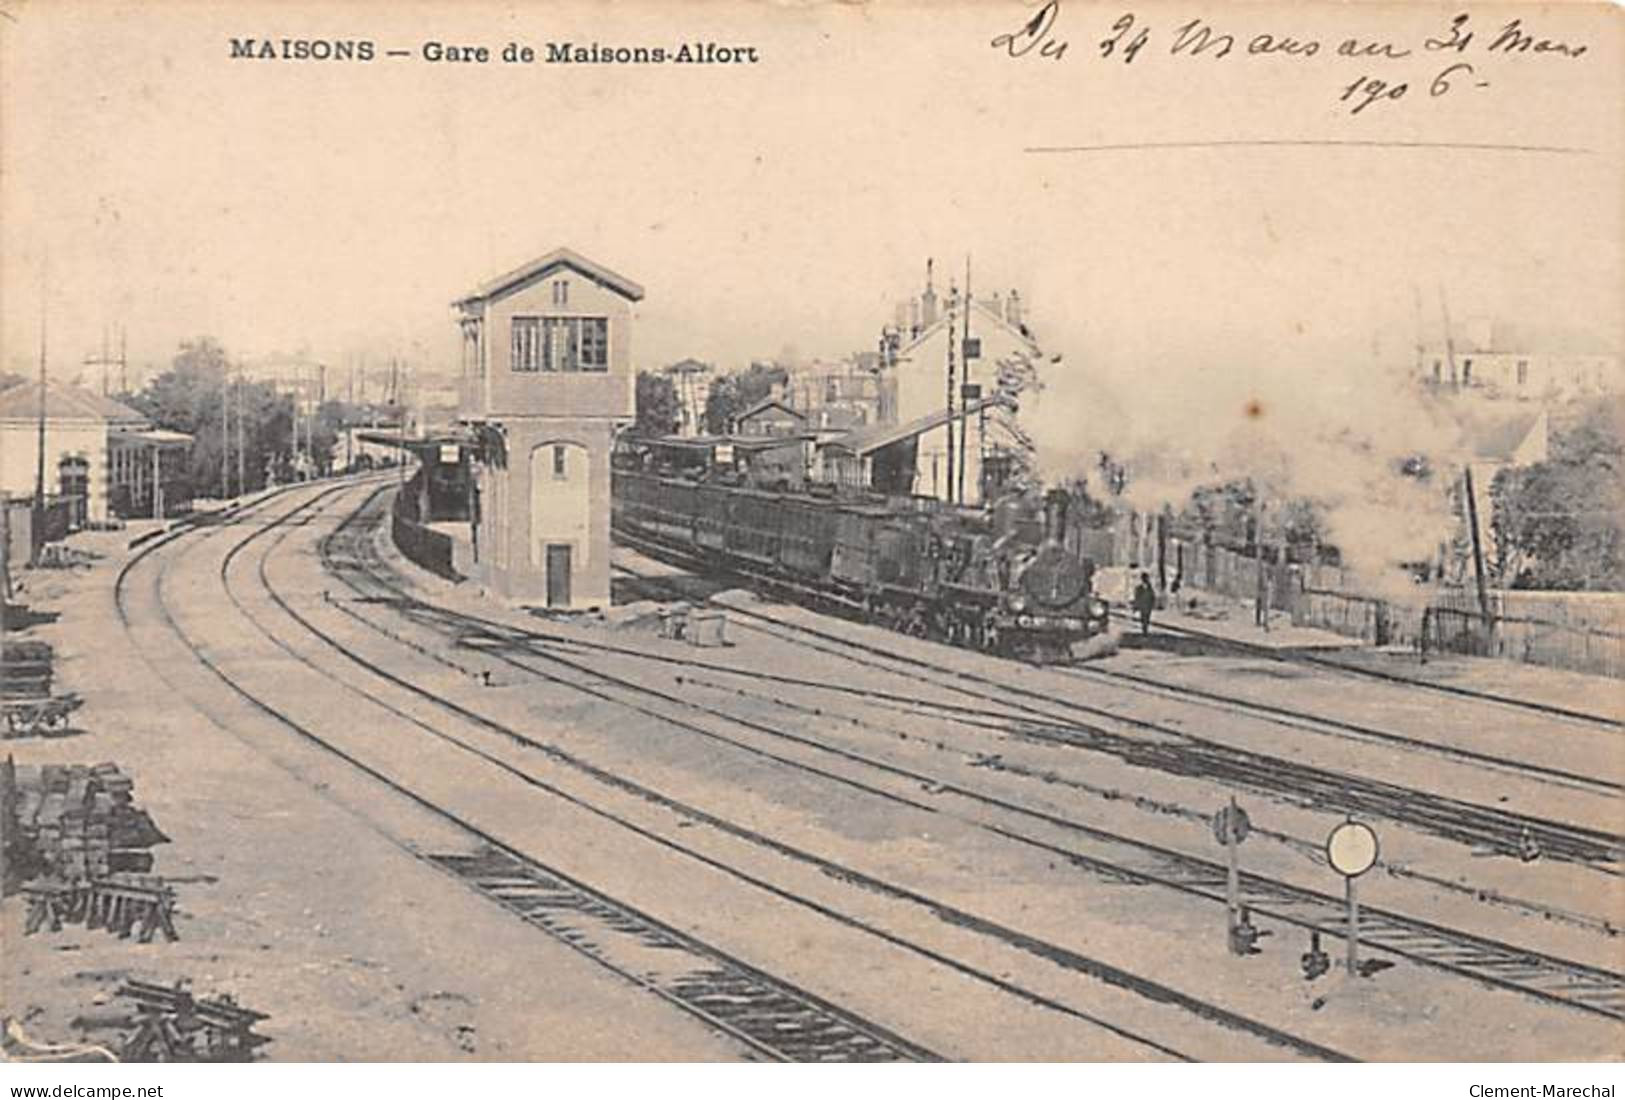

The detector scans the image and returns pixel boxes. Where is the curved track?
[119,480,1365,1062]
[113,483,937,1063]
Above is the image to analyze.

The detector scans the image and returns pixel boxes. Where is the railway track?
[605,543,1621,869]
[1054,662,1619,798]
[209,484,1300,1059]
[433,846,940,1062]
[672,669,1622,940]
[319,490,1625,1027]
[288,491,1355,1061]
[112,482,943,1064]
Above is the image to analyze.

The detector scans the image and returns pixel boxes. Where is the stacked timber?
[2,640,83,738]
[2,760,169,891]
[24,873,180,942]
[116,981,272,1062]
[2,640,55,700]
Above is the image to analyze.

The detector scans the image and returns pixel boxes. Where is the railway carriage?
[611,462,1108,662]
[694,482,730,551]
[779,496,839,579]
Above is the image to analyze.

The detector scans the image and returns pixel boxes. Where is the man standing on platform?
[1132,571,1157,636]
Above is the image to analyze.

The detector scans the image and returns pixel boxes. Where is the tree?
[129,338,298,497]
[1490,399,1624,590]
[1182,479,1257,549]
[633,371,680,437]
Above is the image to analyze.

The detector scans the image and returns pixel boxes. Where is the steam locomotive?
[611,467,1109,663]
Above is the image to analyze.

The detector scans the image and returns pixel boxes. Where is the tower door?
[545,543,572,608]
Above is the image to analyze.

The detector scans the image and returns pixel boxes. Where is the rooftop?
[823,394,1015,457]
[0,382,149,425]
[455,247,645,307]
[899,298,1038,357]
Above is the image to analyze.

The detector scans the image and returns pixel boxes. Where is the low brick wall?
[391,492,461,582]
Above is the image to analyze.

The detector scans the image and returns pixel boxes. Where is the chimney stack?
[920,258,938,327]
[1042,488,1070,545]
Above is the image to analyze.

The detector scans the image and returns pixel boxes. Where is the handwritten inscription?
[990,4,1589,115]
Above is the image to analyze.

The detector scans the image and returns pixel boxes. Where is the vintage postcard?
[0,0,1620,1080]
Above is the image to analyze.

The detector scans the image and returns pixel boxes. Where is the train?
[611,463,1109,663]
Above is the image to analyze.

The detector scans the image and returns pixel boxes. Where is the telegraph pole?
[236,366,246,494]
[220,363,231,499]
[31,279,48,567]
[945,292,957,505]
[1438,286,1494,629]
[958,256,972,506]
[291,367,302,481]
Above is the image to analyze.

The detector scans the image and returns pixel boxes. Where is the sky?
[2,0,1619,397]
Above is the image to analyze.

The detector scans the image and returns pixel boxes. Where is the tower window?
[553,445,567,478]
[511,317,542,372]
[551,279,570,306]
[514,317,608,372]
[1516,359,1529,385]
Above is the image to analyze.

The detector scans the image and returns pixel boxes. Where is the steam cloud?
[1019,351,1479,600]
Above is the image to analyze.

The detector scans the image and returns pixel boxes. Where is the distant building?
[665,358,712,437]
[246,351,330,416]
[883,261,1050,504]
[782,357,892,431]
[1418,321,1619,403]
[816,395,1014,496]
[734,397,806,438]
[0,382,192,521]
[455,247,642,608]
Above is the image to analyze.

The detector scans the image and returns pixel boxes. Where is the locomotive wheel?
[904,614,928,638]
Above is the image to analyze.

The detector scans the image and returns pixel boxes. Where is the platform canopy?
[820,394,1014,457]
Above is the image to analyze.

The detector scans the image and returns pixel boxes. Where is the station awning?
[110,428,192,449]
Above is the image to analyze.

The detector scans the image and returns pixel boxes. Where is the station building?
[0,382,192,524]
[883,264,1049,506]
[455,248,643,608]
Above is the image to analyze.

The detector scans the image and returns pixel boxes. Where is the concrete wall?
[0,422,110,523]
[528,438,590,573]
[473,418,615,609]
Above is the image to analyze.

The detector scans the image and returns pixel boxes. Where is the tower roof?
[455,247,645,307]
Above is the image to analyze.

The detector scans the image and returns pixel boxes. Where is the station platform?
[1144,592,1359,652]
[1309,643,1623,721]
[1138,591,1622,722]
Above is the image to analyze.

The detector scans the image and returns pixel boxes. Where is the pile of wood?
[2,640,55,699]
[2,640,83,737]
[24,874,180,942]
[1,759,169,890]
[116,981,271,1062]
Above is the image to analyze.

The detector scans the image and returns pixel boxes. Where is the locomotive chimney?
[1042,488,1070,545]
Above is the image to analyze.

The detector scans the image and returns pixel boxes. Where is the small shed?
[734,398,807,438]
